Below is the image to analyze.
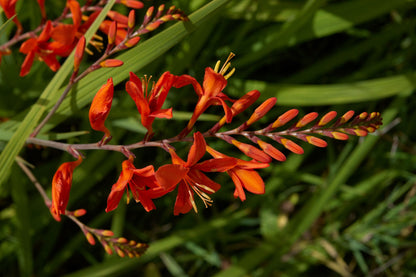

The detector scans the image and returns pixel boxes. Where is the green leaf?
[229,73,416,106]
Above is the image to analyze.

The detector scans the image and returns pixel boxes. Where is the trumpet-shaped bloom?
[173,54,236,136]
[126,71,190,138]
[106,156,168,213]
[206,146,269,201]
[155,132,236,215]
[19,1,83,76]
[19,21,60,76]
[50,156,82,221]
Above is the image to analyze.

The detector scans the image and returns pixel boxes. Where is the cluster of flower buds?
[83,226,148,258]
[0,0,188,76]
[46,53,382,222]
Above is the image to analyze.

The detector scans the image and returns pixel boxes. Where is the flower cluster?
[0,0,187,76]
[47,53,382,221]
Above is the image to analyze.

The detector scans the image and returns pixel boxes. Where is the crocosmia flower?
[50,156,82,221]
[126,71,185,139]
[106,156,168,212]
[19,21,60,77]
[155,132,236,215]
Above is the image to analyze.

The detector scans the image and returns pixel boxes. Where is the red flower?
[106,156,168,213]
[175,54,236,136]
[50,156,82,221]
[19,21,60,76]
[126,71,187,139]
[206,146,269,201]
[89,78,114,144]
[155,132,236,215]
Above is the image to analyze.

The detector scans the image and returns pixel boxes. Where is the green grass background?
[1,0,416,276]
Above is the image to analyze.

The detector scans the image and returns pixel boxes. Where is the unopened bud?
[143,6,154,26]
[257,140,286,161]
[156,4,165,18]
[280,139,304,154]
[74,36,85,71]
[119,0,144,9]
[100,59,124,68]
[318,111,337,126]
[124,36,141,48]
[108,21,117,45]
[272,109,299,129]
[295,112,318,128]
[73,209,87,217]
[85,232,96,245]
[232,140,272,163]
[128,10,135,29]
[246,97,277,126]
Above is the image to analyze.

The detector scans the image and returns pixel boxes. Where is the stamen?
[195,182,215,193]
[85,47,94,55]
[192,184,213,208]
[188,186,198,213]
[219,52,235,75]
[224,67,235,80]
[214,60,221,73]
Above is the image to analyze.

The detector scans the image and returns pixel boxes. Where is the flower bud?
[246,97,277,126]
[74,36,85,72]
[99,59,124,68]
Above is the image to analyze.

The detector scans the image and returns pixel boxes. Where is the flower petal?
[186,132,206,167]
[230,168,265,194]
[150,71,176,111]
[174,182,193,215]
[202,67,227,98]
[126,80,150,116]
[89,78,114,138]
[155,164,188,190]
[50,156,82,220]
[194,157,237,172]
[105,159,134,212]
[149,108,172,119]
[188,169,221,193]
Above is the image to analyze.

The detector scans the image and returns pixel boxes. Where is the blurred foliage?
[1,0,416,276]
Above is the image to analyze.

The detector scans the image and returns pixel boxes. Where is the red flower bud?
[295,112,318,128]
[128,10,135,29]
[317,111,337,126]
[108,21,117,45]
[246,97,277,126]
[74,36,85,72]
[272,109,299,129]
[100,59,124,68]
[232,140,272,163]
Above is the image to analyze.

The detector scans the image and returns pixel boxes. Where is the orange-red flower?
[50,156,82,221]
[19,21,60,76]
[173,54,236,136]
[155,132,236,215]
[206,146,269,201]
[47,0,83,57]
[106,156,168,212]
[89,78,114,144]
[126,71,186,139]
